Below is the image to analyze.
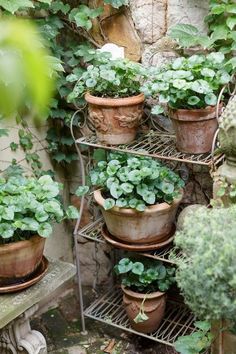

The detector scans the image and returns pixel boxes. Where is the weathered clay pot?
[169,106,219,154]
[0,235,45,284]
[85,93,144,145]
[122,285,166,333]
[94,189,183,244]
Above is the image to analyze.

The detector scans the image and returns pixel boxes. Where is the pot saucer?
[0,256,49,294]
[101,225,175,251]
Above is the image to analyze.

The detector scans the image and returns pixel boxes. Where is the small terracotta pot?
[0,235,45,284]
[169,105,219,154]
[122,285,166,333]
[94,189,183,244]
[85,93,145,145]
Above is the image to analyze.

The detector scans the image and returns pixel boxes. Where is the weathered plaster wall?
[0,120,73,263]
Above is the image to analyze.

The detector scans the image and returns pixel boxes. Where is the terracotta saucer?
[101,225,175,251]
[0,256,49,294]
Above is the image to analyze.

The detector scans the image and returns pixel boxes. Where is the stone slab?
[0,259,76,329]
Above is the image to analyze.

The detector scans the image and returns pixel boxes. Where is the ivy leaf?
[117,258,133,273]
[226,16,236,30]
[104,198,115,210]
[187,96,200,106]
[134,312,149,324]
[132,262,144,275]
[38,222,53,238]
[205,93,217,106]
[66,206,79,219]
[226,4,236,14]
[0,0,34,13]
[75,186,89,197]
[151,105,164,115]
[211,4,225,14]
[195,321,211,332]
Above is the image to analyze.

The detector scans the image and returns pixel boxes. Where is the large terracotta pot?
[85,92,144,145]
[94,189,183,244]
[169,105,219,154]
[122,285,166,333]
[0,235,45,285]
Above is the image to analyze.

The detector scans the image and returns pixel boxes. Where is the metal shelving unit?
[73,130,217,349]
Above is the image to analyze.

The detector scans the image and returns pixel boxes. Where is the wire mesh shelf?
[76,132,224,166]
[84,286,203,347]
[77,218,182,264]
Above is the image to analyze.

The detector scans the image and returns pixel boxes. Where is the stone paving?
[32,290,176,354]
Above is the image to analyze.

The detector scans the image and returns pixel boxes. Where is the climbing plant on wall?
[0,0,129,172]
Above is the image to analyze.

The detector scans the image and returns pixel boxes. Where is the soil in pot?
[0,235,45,285]
[85,93,144,145]
[94,189,183,244]
[169,105,219,154]
[122,285,166,333]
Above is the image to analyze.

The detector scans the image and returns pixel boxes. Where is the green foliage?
[68,54,147,100]
[174,321,213,354]
[169,0,236,69]
[114,257,175,293]
[83,151,184,210]
[0,174,79,243]
[172,206,236,322]
[0,17,55,122]
[141,53,231,111]
[104,0,129,8]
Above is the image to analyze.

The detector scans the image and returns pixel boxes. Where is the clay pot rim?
[85,92,145,107]
[0,235,43,254]
[94,189,183,215]
[121,285,165,299]
[169,105,217,114]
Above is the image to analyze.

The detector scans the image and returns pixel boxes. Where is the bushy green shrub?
[173,206,236,323]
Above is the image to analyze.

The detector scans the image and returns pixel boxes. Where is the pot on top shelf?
[94,189,183,244]
[141,52,231,154]
[169,105,219,154]
[85,92,144,145]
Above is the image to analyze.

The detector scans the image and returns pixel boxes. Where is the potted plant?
[78,151,184,244]
[68,53,146,145]
[141,52,231,154]
[0,174,79,285]
[114,257,175,333]
[172,206,236,354]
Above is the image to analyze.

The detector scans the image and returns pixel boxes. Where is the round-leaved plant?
[0,174,79,244]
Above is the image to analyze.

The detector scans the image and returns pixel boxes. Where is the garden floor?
[32,287,176,354]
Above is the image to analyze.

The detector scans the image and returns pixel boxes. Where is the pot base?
[101,224,175,251]
[0,256,48,293]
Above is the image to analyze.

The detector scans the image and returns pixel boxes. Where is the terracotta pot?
[94,189,183,244]
[85,93,144,145]
[169,105,219,154]
[0,235,45,284]
[122,285,166,333]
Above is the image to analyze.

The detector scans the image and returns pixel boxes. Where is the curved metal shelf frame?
[76,131,224,167]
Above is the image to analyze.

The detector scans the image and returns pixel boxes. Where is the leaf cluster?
[174,321,213,354]
[68,54,147,100]
[172,206,236,322]
[114,257,175,293]
[168,1,236,70]
[141,52,231,113]
[86,151,184,211]
[0,174,79,243]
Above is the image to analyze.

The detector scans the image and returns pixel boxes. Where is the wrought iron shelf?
[84,286,209,349]
[77,218,181,265]
[76,131,223,166]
